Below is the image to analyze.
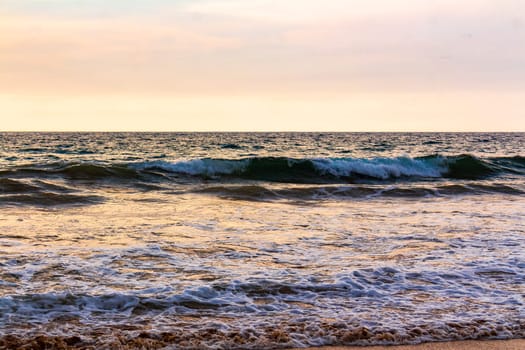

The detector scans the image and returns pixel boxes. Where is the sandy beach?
[295,339,525,350]
[2,336,523,349]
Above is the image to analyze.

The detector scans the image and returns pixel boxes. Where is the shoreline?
[293,339,525,350]
[1,336,523,349]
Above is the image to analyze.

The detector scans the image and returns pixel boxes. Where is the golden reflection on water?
[0,191,523,347]
[1,192,522,270]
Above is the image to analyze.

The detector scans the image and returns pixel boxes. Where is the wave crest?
[133,155,523,182]
[2,155,523,188]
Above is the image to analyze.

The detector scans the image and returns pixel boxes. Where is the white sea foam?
[310,157,447,179]
[133,156,449,179]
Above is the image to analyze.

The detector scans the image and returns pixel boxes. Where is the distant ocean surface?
[0,132,524,349]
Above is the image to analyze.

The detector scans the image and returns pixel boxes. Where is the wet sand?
[2,334,523,350]
[295,339,525,350]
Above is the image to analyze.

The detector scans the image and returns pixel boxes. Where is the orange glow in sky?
[1,0,524,131]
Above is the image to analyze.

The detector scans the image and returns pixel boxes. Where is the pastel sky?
[1,0,524,131]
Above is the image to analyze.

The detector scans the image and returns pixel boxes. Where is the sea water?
[0,132,523,348]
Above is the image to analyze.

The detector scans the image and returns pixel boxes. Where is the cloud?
[1,0,524,97]
[0,13,243,94]
[185,0,500,22]
[0,15,241,56]
[0,0,178,18]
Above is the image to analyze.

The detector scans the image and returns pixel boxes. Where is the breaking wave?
[133,154,524,182]
[3,155,523,184]
[1,155,522,204]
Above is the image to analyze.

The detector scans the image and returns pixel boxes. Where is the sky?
[1,0,524,131]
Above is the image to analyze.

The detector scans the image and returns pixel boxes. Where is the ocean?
[0,132,524,349]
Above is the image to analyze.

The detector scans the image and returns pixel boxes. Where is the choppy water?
[0,132,524,349]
